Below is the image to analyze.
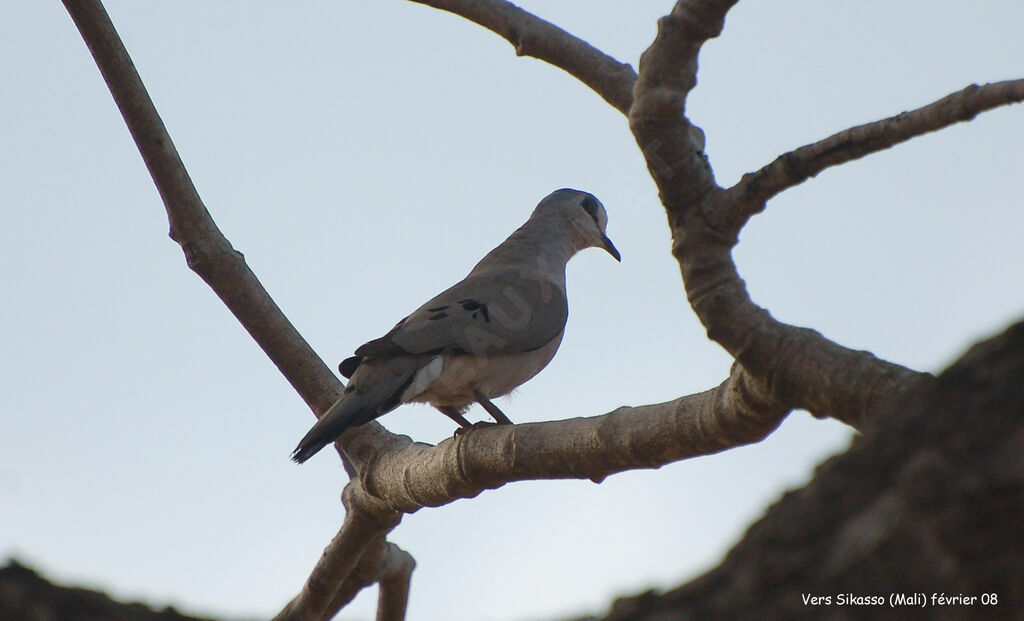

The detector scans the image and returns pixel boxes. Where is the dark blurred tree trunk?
[0,560,218,621]
[584,320,1024,621]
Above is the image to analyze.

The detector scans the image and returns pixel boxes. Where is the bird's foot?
[474,391,514,425]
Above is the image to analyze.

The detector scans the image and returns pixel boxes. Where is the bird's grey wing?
[350,268,567,364]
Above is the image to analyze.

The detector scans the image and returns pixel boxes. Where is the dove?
[291,188,619,463]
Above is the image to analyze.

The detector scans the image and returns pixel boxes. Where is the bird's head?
[536,188,621,261]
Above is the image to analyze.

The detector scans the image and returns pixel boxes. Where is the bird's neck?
[469,215,578,281]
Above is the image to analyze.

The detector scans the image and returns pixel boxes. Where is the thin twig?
[722,79,1024,232]
[409,0,637,114]
[61,0,343,416]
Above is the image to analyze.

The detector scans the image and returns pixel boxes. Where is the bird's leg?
[474,391,514,425]
[437,405,474,429]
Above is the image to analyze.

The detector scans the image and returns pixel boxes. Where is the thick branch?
[629,0,737,212]
[594,319,1024,620]
[722,79,1024,231]
[358,364,787,512]
[676,228,930,428]
[279,367,786,616]
[409,0,637,114]
[629,0,936,429]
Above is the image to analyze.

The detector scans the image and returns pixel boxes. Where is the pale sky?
[3,2,1023,620]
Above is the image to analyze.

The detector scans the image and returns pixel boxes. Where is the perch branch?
[356,364,787,512]
[408,0,637,114]
[277,363,787,617]
[722,79,1024,231]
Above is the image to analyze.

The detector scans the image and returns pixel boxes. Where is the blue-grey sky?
[3,2,1023,620]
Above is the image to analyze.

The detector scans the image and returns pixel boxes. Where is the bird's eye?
[581,196,600,224]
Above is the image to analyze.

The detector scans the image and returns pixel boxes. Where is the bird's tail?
[290,362,419,463]
[290,394,366,463]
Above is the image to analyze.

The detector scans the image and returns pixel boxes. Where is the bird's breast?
[403,331,564,408]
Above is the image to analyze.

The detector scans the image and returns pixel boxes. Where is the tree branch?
[594,318,1024,620]
[275,363,789,615]
[722,79,1024,232]
[408,0,637,114]
[629,0,737,211]
[274,366,787,618]
[274,483,403,621]
[628,1,937,429]
[62,1,416,614]
[61,0,344,416]
[356,364,786,512]
[372,543,416,621]
[61,0,408,477]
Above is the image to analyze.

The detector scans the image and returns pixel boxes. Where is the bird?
[291,188,619,463]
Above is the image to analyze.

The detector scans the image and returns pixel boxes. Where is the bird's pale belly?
[403,332,564,410]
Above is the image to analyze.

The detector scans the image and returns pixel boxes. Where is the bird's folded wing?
[355,268,568,360]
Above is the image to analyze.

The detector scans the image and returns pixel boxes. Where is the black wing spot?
[427,305,449,312]
[458,299,489,321]
[428,311,449,320]
[339,355,362,379]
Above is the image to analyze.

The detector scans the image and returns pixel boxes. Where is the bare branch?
[629,0,934,429]
[409,0,637,114]
[62,2,418,613]
[277,366,786,617]
[274,483,403,621]
[274,503,413,621]
[374,543,416,621]
[61,0,345,416]
[61,0,409,473]
[357,364,787,512]
[630,0,737,209]
[315,537,387,621]
[722,79,1024,231]
[313,540,414,621]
